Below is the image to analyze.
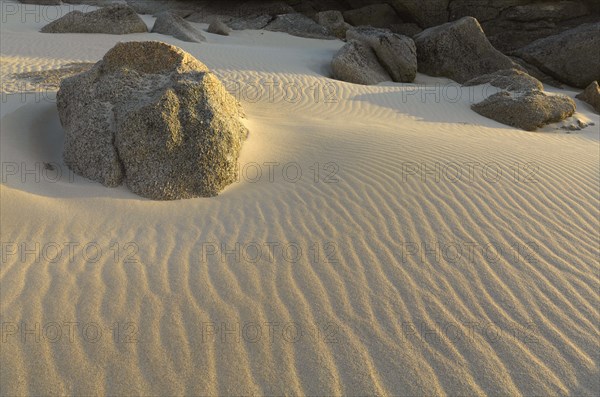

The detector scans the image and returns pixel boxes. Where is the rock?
[207,19,231,36]
[511,56,565,87]
[228,15,273,30]
[57,41,248,200]
[388,0,449,28]
[514,23,600,88]
[472,90,576,131]
[152,11,206,42]
[342,3,402,28]
[414,16,520,84]
[41,4,148,34]
[390,23,423,37]
[265,13,334,39]
[464,69,544,91]
[576,81,600,113]
[315,10,351,39]
[501,1,589,22]
[331,40,392,85]
[346,27,417,82]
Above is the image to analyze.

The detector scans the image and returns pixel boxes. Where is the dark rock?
[414,16,520,83]
[514,23,600,88]
[265,13,334,39]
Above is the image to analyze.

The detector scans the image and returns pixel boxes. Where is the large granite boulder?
[414,16,520,83]
[265,13,334,39]
[152,11,206,42]
[57,41,248,200]
[346,27,417,83]
[342,3,402,28]
[514,23,600,88]
[331,40,392,85]
[576,81,600,113]
[472,90,576,131]
[464,68,544,91]
[41,4,148,34]
[315,10,351,39]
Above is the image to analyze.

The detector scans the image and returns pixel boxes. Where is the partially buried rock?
[41,4,148,34]
[472,90,576,131]
[58,41,248,200]
[265,13,334,39]
[152,11,206,42]
[576,81,600,114]
[207,19,231,36]
[346,26,416,83]
[414,16,519,84]
[464,69,543,92]
[331,40,391,85]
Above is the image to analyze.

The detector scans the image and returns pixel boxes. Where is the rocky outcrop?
[152,11,206,42]
[388,0,450,28]
[514,23,600,88]
[331,40,391,85]
[472,90,576,130]
[58,41,248,200]
[346,27,417,83]
[41,4,148,34]
[414,17,520,84]
[228,15,273,30]
[265,13,334,39]
[576,81,600,113]
[464,69,544,91]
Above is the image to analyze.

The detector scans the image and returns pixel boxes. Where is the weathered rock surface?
[58,41,248,200]
[41,4,148,34]
[576,81,600,113]
[514,23,600,88]
[472,90,576,130]
[414,17,520,83]
[315,10,351,39]
[265,13,334,39]
[346,26,417,82]
[152,11,206,42]
[343,3,402,28]
[207,19,231,36]
[388,0,449,28]
[464,68,544,91]
[228,15,273,30]
[331,40,391,85]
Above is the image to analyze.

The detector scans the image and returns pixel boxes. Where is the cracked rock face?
[58,41,248,200]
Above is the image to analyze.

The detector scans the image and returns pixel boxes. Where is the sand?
[1,1,599,395]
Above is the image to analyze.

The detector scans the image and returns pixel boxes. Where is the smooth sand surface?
[1,1,599,395]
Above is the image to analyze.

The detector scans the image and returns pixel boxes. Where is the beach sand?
[1,1,599,395]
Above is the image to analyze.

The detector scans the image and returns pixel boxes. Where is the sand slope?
[1,1,599,395]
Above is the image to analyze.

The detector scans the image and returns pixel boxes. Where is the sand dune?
[1,1,599,395]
